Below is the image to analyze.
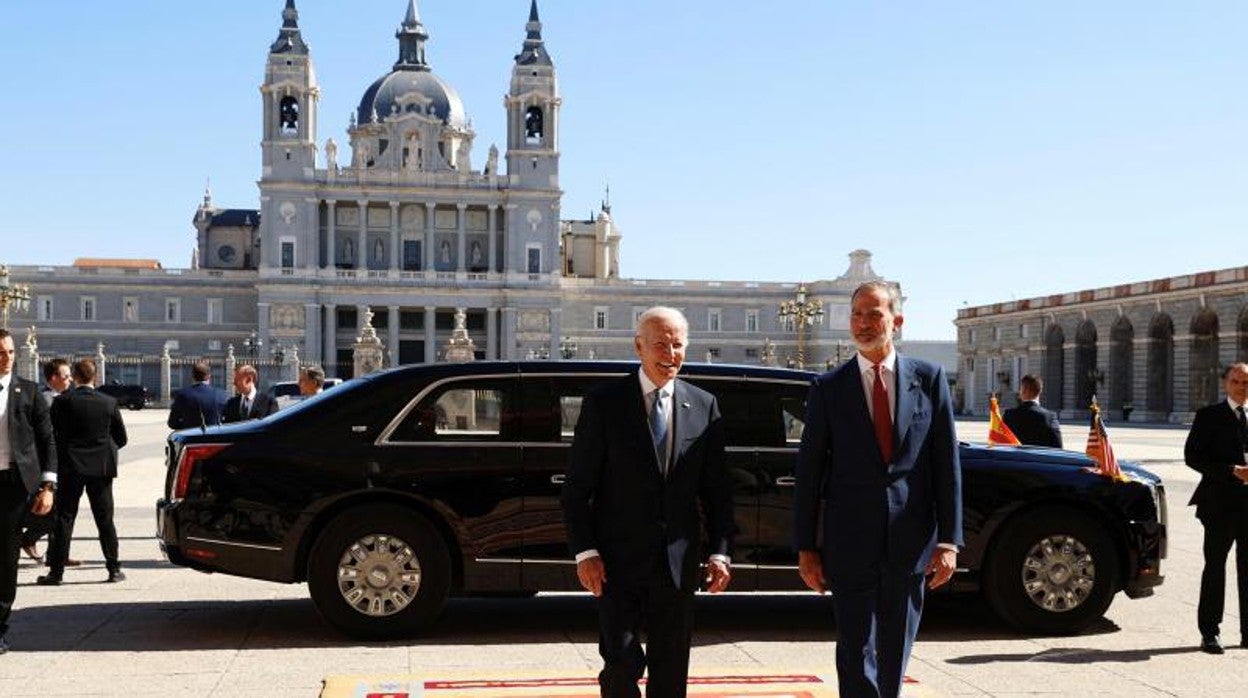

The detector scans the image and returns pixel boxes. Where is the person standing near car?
[793,281,962,698]
[167,361,227,430]
[19,358,79,567]
[38,358,128,586]
[0,329,57,653]
[561,306,734,697]
[1002,374,1063,448]
[1185,362,1248,654]
[298,365,325,397]
[223,365,278,423]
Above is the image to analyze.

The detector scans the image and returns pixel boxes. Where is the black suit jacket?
[50,386,128,479]
[1002,401,1063,448]
[561,371,734,591]
[1184,400,1248,519]
[222,392,279,423]
[168,382,228,430]
[4,375,57,492]
[794,355,963,577]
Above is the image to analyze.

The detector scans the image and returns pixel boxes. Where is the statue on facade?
[325,138,338,171]
[456,139,471,173]
[484,144,499,177]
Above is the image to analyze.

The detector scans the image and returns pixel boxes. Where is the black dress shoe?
[106,569,126,583]
[35,573,62,586]
[1201,635,1224,654]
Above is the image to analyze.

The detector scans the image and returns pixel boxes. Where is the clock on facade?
[218,245,237,263]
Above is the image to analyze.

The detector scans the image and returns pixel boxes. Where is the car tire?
[983,507,1118,635]
[128,399,144,411]
[308,504,451,639]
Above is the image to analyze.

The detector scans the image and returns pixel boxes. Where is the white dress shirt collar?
[855,349,897,376]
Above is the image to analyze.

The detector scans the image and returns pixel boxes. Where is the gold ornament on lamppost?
[778,283,823,369]
[0,264,33,330]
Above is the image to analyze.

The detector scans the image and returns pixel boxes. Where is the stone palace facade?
[6,1,895,388]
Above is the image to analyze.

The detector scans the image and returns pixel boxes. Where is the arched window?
[1109,316,1134,413]
[1074,321,1098,411]
[524,106,544,143]
[1044,324,1065,412]
[1190,309,1220,408]
[279,96,300,135]
[1147,314,1174,414]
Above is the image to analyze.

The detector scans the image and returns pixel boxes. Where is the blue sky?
[1,1,1243,340]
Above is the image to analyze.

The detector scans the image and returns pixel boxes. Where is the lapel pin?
[681,402,690,408]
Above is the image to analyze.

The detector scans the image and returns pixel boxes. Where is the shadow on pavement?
[948,645,1201,665]
[8,591,1112,651]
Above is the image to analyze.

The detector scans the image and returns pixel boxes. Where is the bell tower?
[505,0,560,189]
[261,0,319,181]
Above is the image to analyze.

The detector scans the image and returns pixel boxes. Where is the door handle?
[550,474,566,485]
[775,476,797,487]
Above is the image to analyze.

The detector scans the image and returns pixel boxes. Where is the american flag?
[1085,396,1128,481]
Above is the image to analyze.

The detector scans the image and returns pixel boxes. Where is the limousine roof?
[355,360,820,385]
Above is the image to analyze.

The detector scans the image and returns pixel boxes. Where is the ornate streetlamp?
[778,283,823,369]
[242,330,262,357]
[0,265,32,330]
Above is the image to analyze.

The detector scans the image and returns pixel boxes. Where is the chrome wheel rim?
[1020,534,1095,613]
[336,534,422,617]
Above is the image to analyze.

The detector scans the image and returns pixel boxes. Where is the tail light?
[172,444,229,500]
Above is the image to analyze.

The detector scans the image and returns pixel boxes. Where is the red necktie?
[872,363,894,464]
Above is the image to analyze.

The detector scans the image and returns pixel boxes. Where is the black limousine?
[157,361,1166,638]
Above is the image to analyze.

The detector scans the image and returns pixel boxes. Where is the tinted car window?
[390,378,516,443]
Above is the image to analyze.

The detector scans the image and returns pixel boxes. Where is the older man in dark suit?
[1002,374,1063,448]
[794,281,962,698]
[1185,362,1248,654]
[167,360,227,430]
[0,329,57,653]
[38,358,128,585]
[561,306,734,697]
[223,364,278,423]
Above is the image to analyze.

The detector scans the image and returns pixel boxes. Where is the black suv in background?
[157,361,1166,639]
[97,381,152,410]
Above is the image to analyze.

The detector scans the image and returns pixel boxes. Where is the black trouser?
[1198,511,1248,641]
[46,470,119,574]
[0,468,29,636]
[597,552,695,698]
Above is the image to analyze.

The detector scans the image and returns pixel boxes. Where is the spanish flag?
[1085,396,1129,481]
[987,395,1021,446]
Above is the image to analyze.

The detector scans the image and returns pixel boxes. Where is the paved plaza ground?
[0,409,1243,696]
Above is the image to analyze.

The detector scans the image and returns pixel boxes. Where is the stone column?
[456,203,467,273]
[19,329,38,382]
[325,199,337,269]
[487,205,498,274]
[323,304,337,376]
[356,304,369,335]
[356,200,368,270]
[286,345,300,382]
[160,345,172,406]
[389,201,401,272]
[424,203,436,272]
[257,303,271,348]
[95,342,107,386]
[486,307,498,360]
[388,305,400,367]
[503,204,518,274]
[424,306,437,363]
[501,307,517,360]
[304,303,321,363]
[548,307,562,359]
[224,344,237,386]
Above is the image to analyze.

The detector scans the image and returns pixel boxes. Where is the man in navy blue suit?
[794,281,962,698]
[562,306,734,697]
[167,361,227,430]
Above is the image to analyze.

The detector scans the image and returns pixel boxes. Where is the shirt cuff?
[937,543,958,552]
[709,554,731,566]
[574,549,600,563]
[41,472,57,484]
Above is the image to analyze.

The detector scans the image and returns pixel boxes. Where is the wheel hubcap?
[1020,534,1095,613]
[336,534,422,617]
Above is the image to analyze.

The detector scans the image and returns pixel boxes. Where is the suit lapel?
[624,372,664,477]
[837,363,877,451]
[894,356,917,450]
[669,380,695,476]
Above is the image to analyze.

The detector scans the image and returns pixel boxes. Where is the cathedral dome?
[357,69,466,129]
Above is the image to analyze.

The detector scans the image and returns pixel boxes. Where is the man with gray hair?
[562,306,735,696]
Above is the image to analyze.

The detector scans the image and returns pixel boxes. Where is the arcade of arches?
[955,268,1248,423]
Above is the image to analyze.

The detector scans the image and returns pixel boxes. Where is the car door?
[379,373,526,592]
[753,380,810,589]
